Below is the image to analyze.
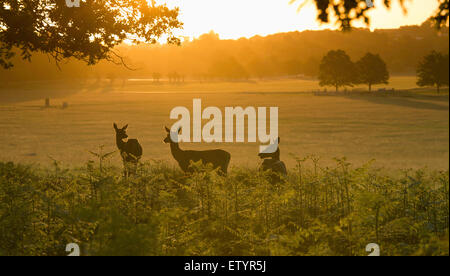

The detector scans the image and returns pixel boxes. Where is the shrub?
[0,157,448,256]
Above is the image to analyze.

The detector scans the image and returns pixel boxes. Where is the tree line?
[318,49,449,93]
[0,21,448,83]
[1,0,448,71]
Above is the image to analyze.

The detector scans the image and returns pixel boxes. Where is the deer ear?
[165,126,170,133]
[122,124,128,130]
[113,123,118,130]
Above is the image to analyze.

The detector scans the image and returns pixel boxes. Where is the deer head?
[164,126,182,143]
[114,123,129,140]
[258,137,281,160]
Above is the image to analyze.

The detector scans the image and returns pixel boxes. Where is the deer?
[164,126,231,175]
[258,137,287,183]
[113,123,143,176]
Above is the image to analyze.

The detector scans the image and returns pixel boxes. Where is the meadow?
[0,77,448,256]
[0,76,448,170]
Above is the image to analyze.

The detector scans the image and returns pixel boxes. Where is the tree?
[0,0,182,69]
[417,51,449,93]
[291,0,449,30]
[319,50,355,92]
[433,0,450,29]
[152,72,161,83]
[355,53,389,92]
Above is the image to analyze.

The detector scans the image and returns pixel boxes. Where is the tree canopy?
[1,24,447,82]
[292,0,449,30]
[319,49,356,91]
[416,51,449,93]
[0,0,182,69]
[355,53,389,92]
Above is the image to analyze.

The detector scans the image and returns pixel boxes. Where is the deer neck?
[116,135,126,151]
[170,142,184,160]
[273,150,280,161]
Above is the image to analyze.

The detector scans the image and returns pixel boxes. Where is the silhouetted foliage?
[433,0,450,29]
[416,51,450,93]
[0,23,448,82]
[292,0,449,30]
[0,42,13,69]
[0,158,448,256]
[319,50,355,92]
[355,53,390,92]
[0,0,182,69]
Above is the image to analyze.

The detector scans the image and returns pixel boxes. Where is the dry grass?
[0,77,448,170]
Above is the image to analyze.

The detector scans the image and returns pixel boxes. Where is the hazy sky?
[155,0,440,39]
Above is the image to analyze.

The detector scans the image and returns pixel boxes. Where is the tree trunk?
[369,83,372,92]
[335,84,338,92]
[437,84,440,94]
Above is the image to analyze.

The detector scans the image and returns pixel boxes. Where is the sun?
[151,0,440,40]
[152,0,437,40]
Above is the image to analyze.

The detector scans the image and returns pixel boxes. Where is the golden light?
[152,0,440,41]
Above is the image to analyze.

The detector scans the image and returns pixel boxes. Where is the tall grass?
[0,156,448,256]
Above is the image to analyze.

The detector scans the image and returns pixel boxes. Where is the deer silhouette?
[114,123,143,176]
[258,137,287,182]
[164,126,231,175]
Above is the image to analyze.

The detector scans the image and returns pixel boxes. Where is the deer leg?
[133,161,138,175]
[122,160,129,178]
[129,162,136,176]
[123,160,138,177]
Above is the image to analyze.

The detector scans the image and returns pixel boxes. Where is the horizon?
[166,21,446,44]
[156,0,441,40]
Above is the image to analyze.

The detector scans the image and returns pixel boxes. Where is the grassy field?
[0,76,448,170]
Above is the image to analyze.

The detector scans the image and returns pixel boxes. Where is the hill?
[0,21,448,83]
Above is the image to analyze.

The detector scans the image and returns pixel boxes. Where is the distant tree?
[291,0,449,30]
[319,50,355,92]
[0,0,182,69]
[355,53,390,92]
[106,72,116,86]
[152,72,161,83]
[168,71,181,83]
[416,51,449,93]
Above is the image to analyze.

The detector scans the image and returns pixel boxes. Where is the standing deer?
[258,137,287,182]
[164,126,231,175]
[114,123,143,176]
